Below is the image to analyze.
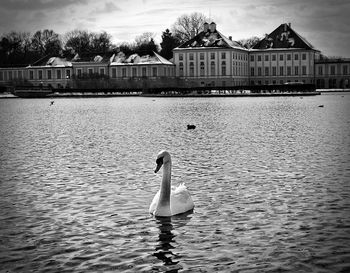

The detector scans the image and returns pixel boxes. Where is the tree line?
[0,12,260,66]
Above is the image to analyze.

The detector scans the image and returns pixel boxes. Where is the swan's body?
[149,151,194,217]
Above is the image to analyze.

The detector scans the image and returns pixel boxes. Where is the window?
[272,54,276,61]
[330,66,335,75]
[112,68,116,78]
[47,70,52,79]
[18,70,22,79]
[287,54,291,61]
[57,70,61,79]
[8,71,12,80]
[66,70,71,79]
[258,67,262,76]
[265,55,269,62]
[221,61,226,76]
[302,53,307,60]
[264,67,269,76]
[210,62,215,76]
[88,68,93,75]
[280,54,284,61]
[189,63,194,77]
[295,66,299,75]
[302,66,307,75]
[200,53,204,60]
[280,66,284,76]
[29,70,34,80]
[318,66,323,76]
[152,67,157,77]
[122,68,127,77]
[210,61,215,76]
[294,54,299,60]
[179,63,183,76]
[210,53,215,60]
[38,70,43,80]
[287,66,291,76]
[99,68,104,75]
[132,67,137,77]
[250,55,254,62]
[200,62,205,76]
[221,52,226,59]
[0,71,3,81]
[257,55,262,62]
[179,54,183,61]
[251,67,254,76]
[343,65,348,75]
[272,66,277,76]
[189,53,194,60]
[142,67,147,77]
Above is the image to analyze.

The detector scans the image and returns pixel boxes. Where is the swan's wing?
[149,190,160,214]
[170,183,194,215]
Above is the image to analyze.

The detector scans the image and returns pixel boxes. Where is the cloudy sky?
[0,0,349,57]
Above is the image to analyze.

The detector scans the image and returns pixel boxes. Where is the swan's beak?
[154,157,163,173]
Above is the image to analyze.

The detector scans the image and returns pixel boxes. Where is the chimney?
[229,36,232,41]
[284,23,287,31]
[204,22,209,32]
[288,22,291,28]
[209,22,216,32]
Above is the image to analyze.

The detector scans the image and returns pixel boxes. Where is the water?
[0,94,349,272]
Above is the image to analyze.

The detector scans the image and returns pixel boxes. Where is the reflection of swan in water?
[149,150,194,217]
[153,213,192,272]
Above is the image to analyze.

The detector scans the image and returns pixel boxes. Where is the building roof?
[176,25,246,50]
[71,52,114,63]
[110,51,174,65]
[30,56,72,67]
[252,23,317,51]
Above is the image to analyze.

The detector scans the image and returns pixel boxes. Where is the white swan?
[149,150,194,217]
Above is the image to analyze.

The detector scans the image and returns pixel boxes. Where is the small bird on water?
[50,101,54,106]
[187,124,196,130]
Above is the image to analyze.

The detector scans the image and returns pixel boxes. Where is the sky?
[0,0,349,57]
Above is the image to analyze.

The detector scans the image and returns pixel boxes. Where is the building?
[173,22,249,87]
[249,23,320,86]
[0,51,175,89]
[28,56,73,88]
[0,22,349,90]
[315,57,350,89]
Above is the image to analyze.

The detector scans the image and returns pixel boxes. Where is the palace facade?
[0,22,349,89]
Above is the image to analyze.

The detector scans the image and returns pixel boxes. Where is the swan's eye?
[156,157,163,165]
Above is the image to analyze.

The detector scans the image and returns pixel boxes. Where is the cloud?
[93,2,121,14]
[0,0,88,11]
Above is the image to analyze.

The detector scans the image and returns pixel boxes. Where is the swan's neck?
[156,160,171,216]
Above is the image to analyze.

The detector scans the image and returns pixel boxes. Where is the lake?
[0,94,349,272]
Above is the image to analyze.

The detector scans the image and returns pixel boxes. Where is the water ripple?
[0,95,350,272]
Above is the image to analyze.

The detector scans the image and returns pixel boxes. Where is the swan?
[149,150,194,217]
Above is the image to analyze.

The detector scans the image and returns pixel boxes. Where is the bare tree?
[237,36,261,49]
[171,12,210,44]
[31,29,61,55]
[135,32,156,46]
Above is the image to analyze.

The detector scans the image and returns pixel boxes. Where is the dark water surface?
[0,94,349,272]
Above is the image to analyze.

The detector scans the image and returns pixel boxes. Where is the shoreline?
[2,89,350,99]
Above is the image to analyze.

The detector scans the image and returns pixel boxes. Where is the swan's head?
[154,150,171,173]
